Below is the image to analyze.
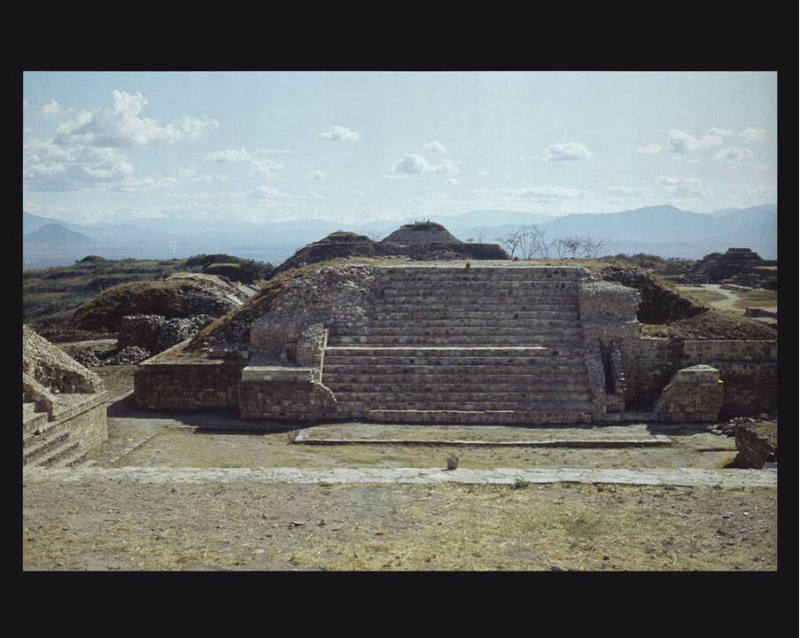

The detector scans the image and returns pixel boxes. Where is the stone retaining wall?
[134,343,244,411]
[622,338,776,416]
[56,393,109,450]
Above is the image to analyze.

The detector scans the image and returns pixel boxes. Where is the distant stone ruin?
[134,262,777,425]
[683,247,777,289]
[23,325,108,467]
[273,222,508,275]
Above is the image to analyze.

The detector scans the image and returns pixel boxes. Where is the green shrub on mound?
[71,279,237,331]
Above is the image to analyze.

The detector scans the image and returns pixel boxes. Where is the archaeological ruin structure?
[23,325,109,467]
[134,263,777,425]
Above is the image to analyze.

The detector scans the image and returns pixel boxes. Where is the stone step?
[358,318,582,329]
[333,391,591,403]
[377,289,580,300]
[22,431,70,465]
[51,448,90,468]
[334,325,582,337]
[374,300,579,310]
[22,408,49,434]
[363,409,593,425]
[323,366,587,379]
[34,439,82,468]
[322,368,586,390]
[373,310,577,321]
[22,415,65,445]
[325,346,584,357]
[373,268,582,280]
[327,335,582,347]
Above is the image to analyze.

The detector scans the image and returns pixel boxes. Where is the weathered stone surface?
[118,314,214,354]
[654,365,724,422]
[733,421,777,468]
[134,264,778,424]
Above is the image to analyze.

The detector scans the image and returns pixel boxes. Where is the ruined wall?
[622,338,776,416]
[55,393,109,450]
[238,368,336,420]
[578,280,640,418]
[681,340,777,417]
[654,365,724,422]
[249,266,376,360]
[23,325,104,396]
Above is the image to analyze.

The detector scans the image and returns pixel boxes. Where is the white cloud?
[443,178,460,185]
[394,153,459,175]
[55,90,218,147]
[666,129,722,154]
[306,170,325,181]
[41,100,61,116]
[318,125,359,142]
[707,127,735,137]
[247,186,324,202]
[423,140,448,153]
[23,141,135,191]
[606,186,648,197]
[657,175,710,198]
[739,127,768,143]
[637,143,663,155]
[111,176,179,192]
[541,142,593,161]
[23,100,29,109]
[206,147,286,175]
[475,186,587,202]
[713,146,754,165]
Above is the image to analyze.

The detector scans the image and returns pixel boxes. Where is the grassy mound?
[71,279,237,331]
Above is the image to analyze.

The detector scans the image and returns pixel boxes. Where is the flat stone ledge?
[240,366,315,382]
[22,466,777,489]
[293,428,672,448]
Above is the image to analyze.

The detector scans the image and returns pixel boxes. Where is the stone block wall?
[622,338,776,416]
[239,375,336,420]
[578,280,640,417]
[134,357,244,411]
[55,393,109,450]
[681,341,777,417]
[654,365,724,422]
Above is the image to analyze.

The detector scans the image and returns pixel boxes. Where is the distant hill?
[24,223,95,244]
[22,203,778,269]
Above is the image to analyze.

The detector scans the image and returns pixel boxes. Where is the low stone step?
[336,401,594,414]
[34,439,81,468]
[359,318,582,329]
[22,417,64,446]
[334,325,582,337]
[323,372,588,385]
[363,409,593,425]
[22,431,70,465]
[377,292,580,302]
[325,346,584,357]
[374,301,579,311]
[22,409,49,434]
[322,365,588,378]
[51,448,90,468]
[327,335,582,346]
[333,390,591,403]
[326,379,588,391]
[373,310,577,321]
[373,268,582,280]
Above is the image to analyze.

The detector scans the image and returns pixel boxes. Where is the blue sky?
[23,71,777,225]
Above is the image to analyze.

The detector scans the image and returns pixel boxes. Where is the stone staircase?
[23,402,89,468]
[322,267,593,424]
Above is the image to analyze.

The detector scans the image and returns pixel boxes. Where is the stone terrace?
[322,266,593,424]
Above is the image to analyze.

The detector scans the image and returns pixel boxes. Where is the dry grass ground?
[23,344,777,572]
[22,479,776,571]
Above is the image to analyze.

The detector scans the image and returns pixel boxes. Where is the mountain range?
[22,204,778,270]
